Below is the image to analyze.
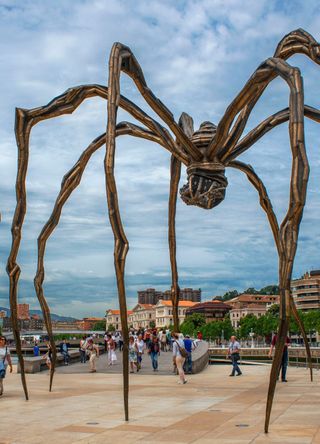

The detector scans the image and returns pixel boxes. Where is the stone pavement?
[1,364,320,443]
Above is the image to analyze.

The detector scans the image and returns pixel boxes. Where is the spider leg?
[227,105,320,161]
[211,58,308,432]
[209,29,320,162]
[168,112,194,330]
[169,154,181,331]
[8,84,182,399]
[229,160,313,382]
[274,28,320,63]
[107,42,201,162]
[33,123,166,391]
[34,133,105,391]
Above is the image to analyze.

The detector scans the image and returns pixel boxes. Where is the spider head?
[179,162,228,210]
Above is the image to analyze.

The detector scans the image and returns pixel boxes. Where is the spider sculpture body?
[7,29,320,433]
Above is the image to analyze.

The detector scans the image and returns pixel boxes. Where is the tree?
[149,320,155,329]
[180,313,205,336]
[222,290,238,301]
[267,304,280,317]
[93,320,107,331]
[201,318,234,341]
[259,285,279,295]
[107,323,116,332]
[238,314,258,339]
[244,287,259,294]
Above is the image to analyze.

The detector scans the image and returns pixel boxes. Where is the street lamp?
[221,329,224,348]
[249,328,255,349]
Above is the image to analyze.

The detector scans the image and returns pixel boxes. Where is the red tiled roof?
[228,294,279,304]
[157,300,197,307]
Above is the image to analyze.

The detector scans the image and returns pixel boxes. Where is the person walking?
[268,334,290,382]
[148,334,160,371]
[183,334,194,374]
[160,330,167,352]
[86,339,99,373]
[0,336,13,396]
[135,334,145,370]
[128,336,138,373]
[107,334,117,366]
[172,332,188,384]
[79,336,87,363]
[227,335,242,376]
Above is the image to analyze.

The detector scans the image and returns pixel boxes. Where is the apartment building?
[291,270,320,311]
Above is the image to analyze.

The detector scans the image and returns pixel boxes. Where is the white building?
[155,299,196,329]
[130,303,155,329]
[230,304,266,329]
[105,309,133,331]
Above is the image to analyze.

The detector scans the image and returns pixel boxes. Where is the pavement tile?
[2,364,320,443]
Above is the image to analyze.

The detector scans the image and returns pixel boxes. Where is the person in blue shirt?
[183,335,195,374]
[33,342,40,357]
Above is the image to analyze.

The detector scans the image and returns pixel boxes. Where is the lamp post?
[221,329,224,348]
[249,328,254,349]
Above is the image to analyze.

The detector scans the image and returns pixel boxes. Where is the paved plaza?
[1,363,320,443]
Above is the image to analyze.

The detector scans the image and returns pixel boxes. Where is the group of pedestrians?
[0,328,292,398]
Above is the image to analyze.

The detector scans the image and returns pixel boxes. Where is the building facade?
[130,304,155,329]
[291,270,320,311]
[138,288,201,305]
[155,300,196,328]
[105,310,133,331]
[17,303,30,320]
[76,317,104,331]
[185,300,231,323]
[228,294,279,309]
[230,304,267,329]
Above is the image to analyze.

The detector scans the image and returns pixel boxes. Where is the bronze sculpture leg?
[168,112,194,330]
[33,123,166,392]
[230,160,313,383]
[168,154,181,331]
[223,57,308,431]
[8,81,179,398]
[34,133,105,390]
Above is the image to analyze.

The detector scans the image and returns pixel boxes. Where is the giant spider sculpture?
[7,29,320,433]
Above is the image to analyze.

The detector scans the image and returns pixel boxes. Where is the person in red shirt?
[268,334,290,382]
[197,331,203,340]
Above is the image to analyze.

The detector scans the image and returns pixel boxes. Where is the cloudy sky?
[0,0,319,318]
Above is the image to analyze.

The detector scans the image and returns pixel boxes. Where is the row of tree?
[221,285,279,301]
[180,307,320,341]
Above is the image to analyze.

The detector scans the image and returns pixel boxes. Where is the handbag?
[175,341,188,358]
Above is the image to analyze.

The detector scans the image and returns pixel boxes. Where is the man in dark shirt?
[183,335,194,374]
[268,334,290,382]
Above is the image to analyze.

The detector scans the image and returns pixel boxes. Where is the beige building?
[155,300,197,329]
[228,294,279,309]
[230,304,267,329]
[291,270,320,311]
[105,309,133,331]
[130,304,155,329]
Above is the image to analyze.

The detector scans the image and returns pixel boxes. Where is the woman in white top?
[0,336,13,396]
[135,334,145,370]
[172,332,187,384]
